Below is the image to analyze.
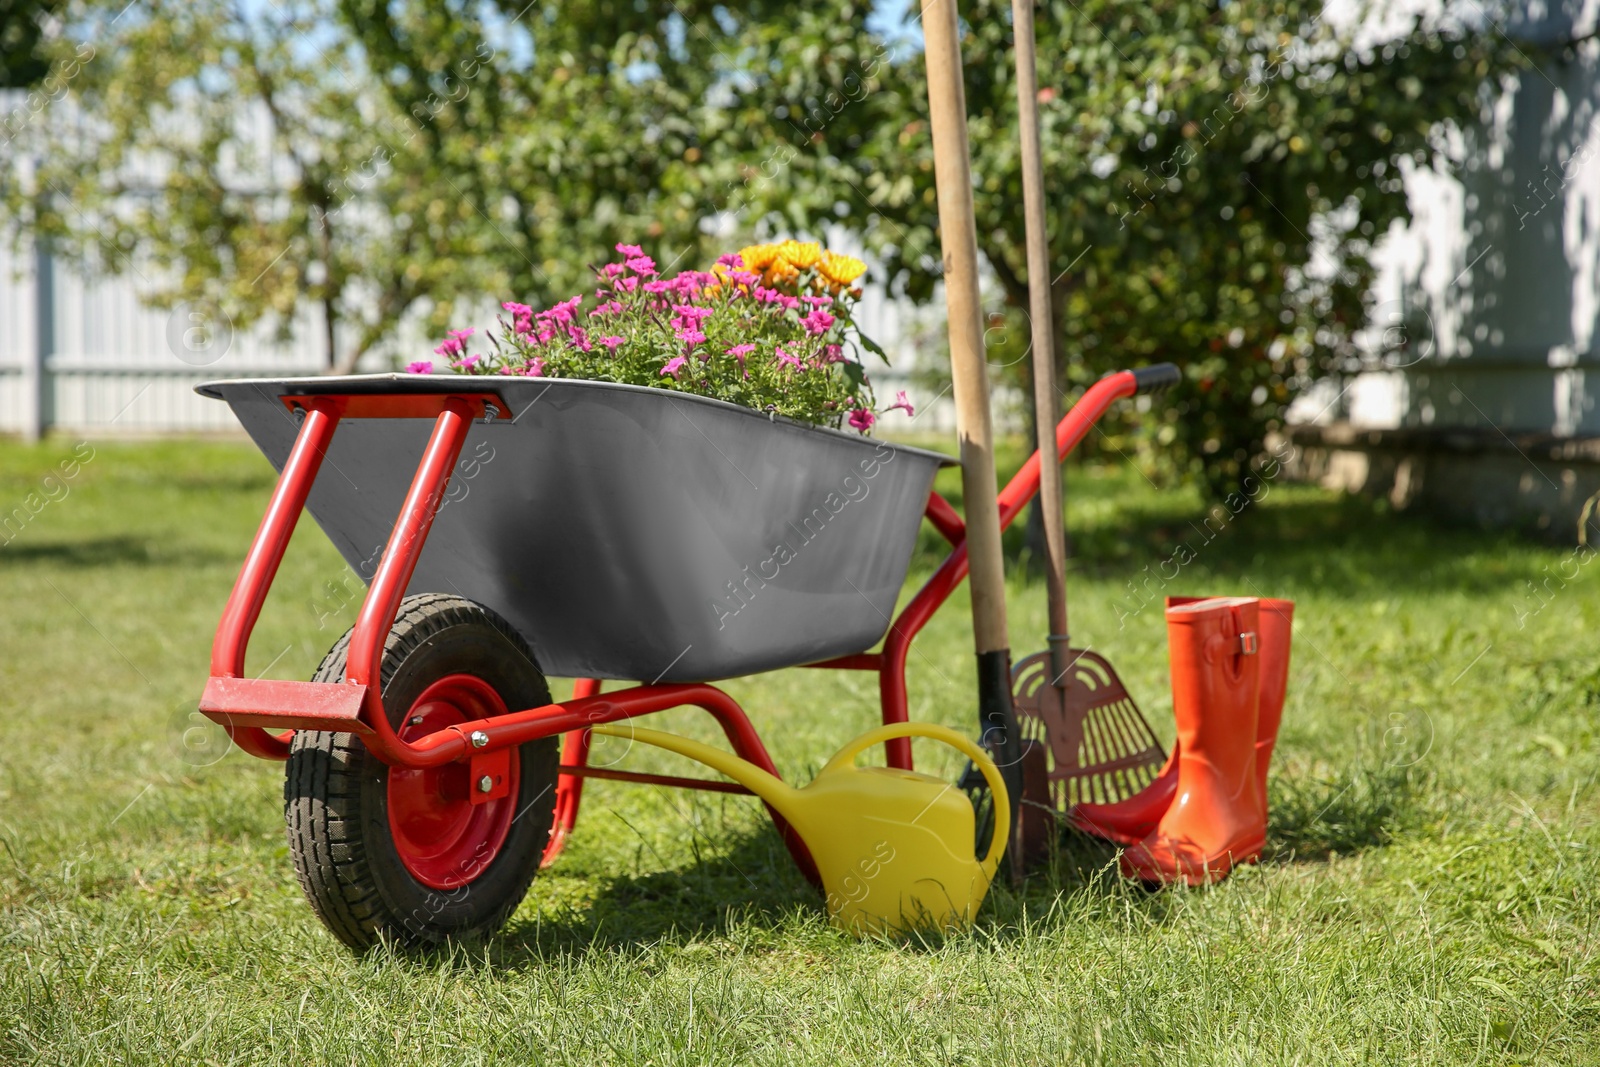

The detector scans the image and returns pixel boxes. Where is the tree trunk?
[323,294,338,372]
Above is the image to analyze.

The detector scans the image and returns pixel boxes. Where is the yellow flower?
[764,259,800,287]
[818,250,867,289]
[737,243,779,271]
[773,239,821,270]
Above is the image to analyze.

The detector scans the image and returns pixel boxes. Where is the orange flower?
[818,251,867,289]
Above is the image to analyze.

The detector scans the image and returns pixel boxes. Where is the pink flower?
[660,355,688,378]
[823,344,843,363]
[525,357,546,377]
[602,262,625,278]
[774,344,804,371]
[433,327,475,357]
[643,279,673,294]
[453,353,481,369]
[626,256,658,276]
[849,408,876,433]
[570,326,592,352]
[600,335,625,350]
[802,294,833,307]
[405,360,434,374]
[616,277,639,293]
[615,243,645,257]
[678,329,707,348]
[725,343,756,361]
[590,301,624,317]
[886,391,915,417]
[754,287,800,311]
[716,252,743,268]
[539,296,582,325]
[800,309,836,335]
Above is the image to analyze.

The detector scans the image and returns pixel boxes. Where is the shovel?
[923,0,1024,872]
[1006,0,1165,858]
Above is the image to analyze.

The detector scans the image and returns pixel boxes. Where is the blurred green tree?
[769,0,1522,498]
[2,0,1520,503]
[0,0,63,88]
[0,0,884,370]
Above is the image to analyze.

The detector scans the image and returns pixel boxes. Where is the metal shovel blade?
[1012,648,1167,811]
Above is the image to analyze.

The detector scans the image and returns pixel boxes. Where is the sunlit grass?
[0,436,1596,1064]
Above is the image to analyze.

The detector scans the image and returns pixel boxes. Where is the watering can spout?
[589,724,803,813]
[591,721,1009,935]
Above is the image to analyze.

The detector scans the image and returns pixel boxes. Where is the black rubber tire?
[284,594,559,952]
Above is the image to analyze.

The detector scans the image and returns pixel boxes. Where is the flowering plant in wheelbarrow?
[414,240,913,433]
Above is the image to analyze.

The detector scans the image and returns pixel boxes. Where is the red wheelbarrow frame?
[199,365,1174,874]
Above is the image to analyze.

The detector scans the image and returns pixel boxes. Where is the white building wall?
[1321,1,1600,437]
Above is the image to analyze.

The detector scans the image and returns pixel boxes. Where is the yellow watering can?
[591,721,1009,936]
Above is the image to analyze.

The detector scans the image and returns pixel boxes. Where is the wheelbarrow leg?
[542,677,601,868]
[206,400,344,760]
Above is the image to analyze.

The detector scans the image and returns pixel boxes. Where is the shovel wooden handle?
[922,0,1008,658]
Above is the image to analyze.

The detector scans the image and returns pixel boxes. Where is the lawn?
[0,433,1596,1065]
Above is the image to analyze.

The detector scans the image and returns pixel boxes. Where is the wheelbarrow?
[195,367,1178,949]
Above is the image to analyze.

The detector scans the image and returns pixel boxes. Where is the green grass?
[1,435,1596,1065]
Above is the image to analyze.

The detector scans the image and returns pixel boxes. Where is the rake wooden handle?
[1011,0,1071,680]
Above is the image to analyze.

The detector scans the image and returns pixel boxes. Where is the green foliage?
[0,0,880,370]
[771,0,1523,495]
[0,0,62,88]
[1,1,1522,494]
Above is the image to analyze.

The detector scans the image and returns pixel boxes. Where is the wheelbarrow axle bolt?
[470,730,489,748]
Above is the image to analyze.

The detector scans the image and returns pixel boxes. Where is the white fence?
[0,236,327,437]
[0,233,959,439]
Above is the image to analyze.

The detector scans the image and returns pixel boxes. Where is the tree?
[0,0,62,88]
[1,0,881,370]
[3,0,1522,502]
[758,0,1522,497]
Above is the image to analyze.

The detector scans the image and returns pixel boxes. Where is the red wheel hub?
[387,675,519,890]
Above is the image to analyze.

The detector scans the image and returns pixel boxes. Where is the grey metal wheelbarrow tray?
[199,374,951,683]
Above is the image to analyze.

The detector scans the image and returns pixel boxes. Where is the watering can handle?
[820,722,1011,877]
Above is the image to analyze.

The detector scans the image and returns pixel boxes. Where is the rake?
[1006,0,1167,842]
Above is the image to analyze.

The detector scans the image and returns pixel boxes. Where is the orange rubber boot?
[1120,597,1264,885]
[1069,748,1176,846]
[1252,599,1294,818]
[1073,596,1294,841]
